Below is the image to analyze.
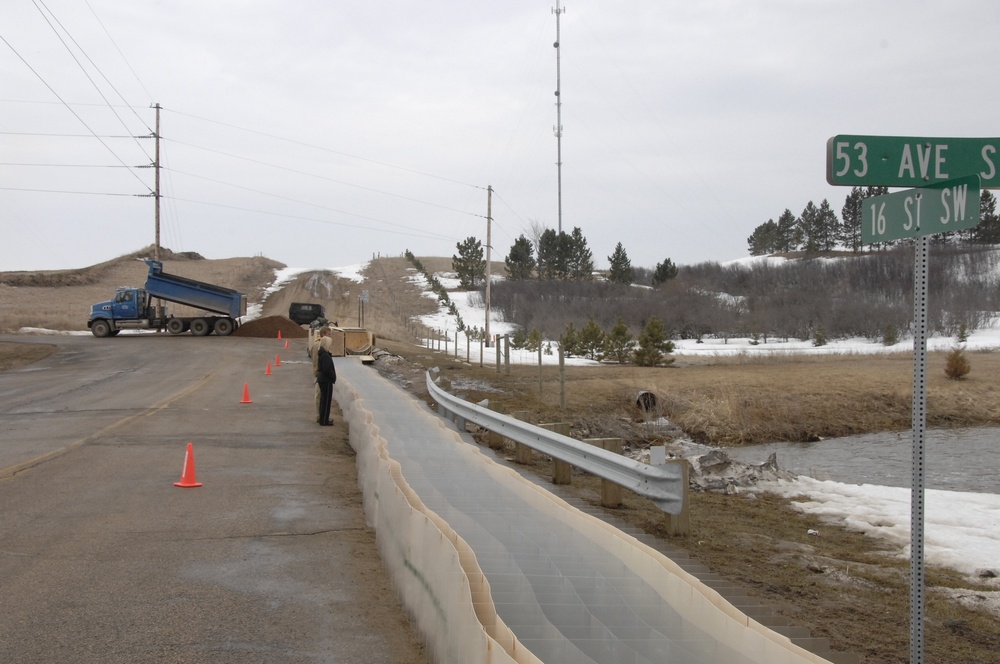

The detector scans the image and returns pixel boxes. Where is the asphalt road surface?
[0,335,428,663]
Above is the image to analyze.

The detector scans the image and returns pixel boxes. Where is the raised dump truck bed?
[87,260,247,337]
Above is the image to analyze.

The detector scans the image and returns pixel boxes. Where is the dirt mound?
[234,315,309,339]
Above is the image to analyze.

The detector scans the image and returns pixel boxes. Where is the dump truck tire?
[213,318,235,336]
[189,318,211,336]
[90,320,112,338]
[166,319,186,335]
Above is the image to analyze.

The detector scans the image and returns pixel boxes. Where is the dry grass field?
[4,249,999,663]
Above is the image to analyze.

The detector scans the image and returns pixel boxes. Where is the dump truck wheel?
[189,318,211,336]
[166,319,186,335]
[213,318,235,336]
[90,320,112,338]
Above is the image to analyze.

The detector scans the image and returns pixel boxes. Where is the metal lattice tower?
[553,1,564,234]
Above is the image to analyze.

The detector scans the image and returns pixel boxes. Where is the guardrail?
[425,371,685,514]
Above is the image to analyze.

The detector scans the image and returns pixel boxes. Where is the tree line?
[748,188,1000,255]
[487,244,1000,355]
[453,226,678,290]
[439,211,1000,367]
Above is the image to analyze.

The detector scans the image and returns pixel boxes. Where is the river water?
[725,427,1000,494]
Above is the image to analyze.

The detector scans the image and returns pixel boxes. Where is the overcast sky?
[3,1,999,272]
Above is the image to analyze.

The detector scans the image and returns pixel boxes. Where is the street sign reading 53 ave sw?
[827,135,1000,188]
[862,175,980,244]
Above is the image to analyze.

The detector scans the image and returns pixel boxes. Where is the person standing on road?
[316,336,337,426]
[311,327,332,418]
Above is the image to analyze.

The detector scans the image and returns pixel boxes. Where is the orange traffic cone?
[275,353,281,367]
[174,442,203,488]
[265,361,272,375]
[283,339,289,349]
[277,330,283,340]
[240,382,252,403]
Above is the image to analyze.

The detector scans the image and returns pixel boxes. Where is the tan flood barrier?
[334,359,834,664]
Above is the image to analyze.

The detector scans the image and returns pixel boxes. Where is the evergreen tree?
[799,201,821,254]
[817,199,840,251]
[577,317,606,361]
[536,229,564,279]
[452,236,485,289]
[607,242,633,284]
[747,219,778,255]
[603,317,633,363]
[840,187,864,253]
[775,209,799,252]
[559,321,580,357]
[973,190,1000,244]
[651,258,679,286]
[568,227,594,280]
[633,316,675,367]
[505,235,536,280]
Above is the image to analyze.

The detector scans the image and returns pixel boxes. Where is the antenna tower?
[553,1,564,234]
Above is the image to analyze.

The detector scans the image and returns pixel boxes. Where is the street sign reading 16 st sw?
[862,175,981,244]
[827,135,1000,188]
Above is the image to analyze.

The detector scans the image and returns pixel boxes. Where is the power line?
[166,107,485,190]
[0,32,152,194]
[167,195,459,243]
[164,166,461,240]
[165,138,485,218]
[83,0,154,102]
[0,130,150,138]
[0,162,134,167]
[32,0,152,160]
[0,186,141,196]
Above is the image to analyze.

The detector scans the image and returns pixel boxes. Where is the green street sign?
[862,175,980,244]
[827,135,1000,188]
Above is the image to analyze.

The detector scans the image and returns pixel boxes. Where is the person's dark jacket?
[317,347,337,385]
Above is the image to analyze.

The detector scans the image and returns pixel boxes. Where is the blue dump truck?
[88,260,247,337]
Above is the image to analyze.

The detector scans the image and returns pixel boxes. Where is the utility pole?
[485,185,492,347]
[153,102,161,262]
[152,103,164,330]
[553,1,564,234]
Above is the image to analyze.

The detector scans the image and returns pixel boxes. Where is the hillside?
[0,246,284,332]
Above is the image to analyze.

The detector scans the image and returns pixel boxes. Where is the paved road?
[0,335,427,663]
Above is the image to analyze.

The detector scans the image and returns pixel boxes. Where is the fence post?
[504,335,511,375]
[539,422,571,484]
[538,344,543,395]
[559,346,565,409]
[584,438,624,507]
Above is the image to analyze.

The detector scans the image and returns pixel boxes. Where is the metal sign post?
[910,236,929,664]
[828,135,989,664]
